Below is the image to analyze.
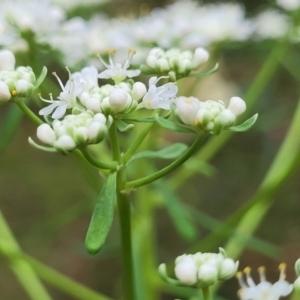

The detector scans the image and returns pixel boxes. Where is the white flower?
[277,0,300,11]
[98,49,141,84]
[39,69,85,119]
[0,50,15,71]
[237,264,293,300]
[139,76,178,110]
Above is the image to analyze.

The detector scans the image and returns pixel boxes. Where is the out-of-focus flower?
[237,264,293,300]
[159,248,238,288]
[0,50,39,103]
[98,49,141,84]
[142,47,209,81]
[277,0,300,11]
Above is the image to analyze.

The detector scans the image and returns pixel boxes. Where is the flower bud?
[54,135,76,152]
[0,50,15,71]
[219,258,238,280]
[227,97,246,116]
[295,259,300,277]
[131,82,147,100]
[87,122,107,143]
[37,124,56,145]
[0,81,11,102]
[73,126,89,145]
[174,255,197,285]
[192,48,209,68]
[109,88,130,113]
[198,263,218,286]
[16,79,34,95]
[175,96,199,125]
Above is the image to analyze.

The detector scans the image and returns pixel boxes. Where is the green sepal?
[85,172,117,255]
[28,137,57,152]
[158,264,185,287]
[131,143,188,162]
[229,113,258,132]
[115,119,135,132]
[34,66,47,90]
[155,115,198,134]
[188,63,219,79]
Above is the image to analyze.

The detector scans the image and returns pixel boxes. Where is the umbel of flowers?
[159,248,238,289]
[0,50,46,102]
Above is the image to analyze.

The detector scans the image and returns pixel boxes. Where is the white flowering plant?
[1,1,300,300]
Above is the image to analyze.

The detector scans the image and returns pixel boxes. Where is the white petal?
[39,103,58,116]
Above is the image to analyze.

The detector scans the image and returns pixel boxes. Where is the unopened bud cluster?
[142,47,209,81]
[80,80,147,115]
[37,111,107,153]
[0,50,36,102]
[174,248,238,288]
[175,96,246,134]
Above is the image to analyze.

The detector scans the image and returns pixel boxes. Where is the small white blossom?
[174,255,198,285]
[237,264,293,300]
[139,76,178,110]
[98,49,141,84]
[174,96,200,126]
[39,69,85,119]
[0,80,11,102]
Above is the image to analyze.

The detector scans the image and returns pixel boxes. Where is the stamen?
[52,72,65,91]
[278,263,287,281]
[236,271,247,288]
[11,90,17,96]
[258,266,266,282]
[244,267,256,287]
[96,52,110,69]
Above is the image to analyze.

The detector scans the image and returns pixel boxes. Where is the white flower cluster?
[236,264,293,300]
[0,50,36,102]
[39,51,178,120]
[37,111,107,153]
[174,96,246,134]
[174,248,238,287]
[142,47,209,81]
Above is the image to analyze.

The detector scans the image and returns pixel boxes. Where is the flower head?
[39,67,84,119]
[236,264,293,300]
[97,49,141,84]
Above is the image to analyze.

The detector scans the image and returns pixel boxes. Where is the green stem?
[0,210,52,300]
[201,287,212,300]
[108,122,136,300]
[124,134,207,190]
[122,122,154,164]
[16,101,43,125]
[79,147,118,170]
[117,191,136,300]
[224,97,300,260]
[168,39,290,190]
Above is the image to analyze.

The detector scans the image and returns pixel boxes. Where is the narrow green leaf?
[0,104,23,152]
[155,115,198,134]
[229,113,258,132]
[189,63,219,79]
[131,143,188,162]
[85,172,117,255]
[115,119,134,132]
[34,66,47,90]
